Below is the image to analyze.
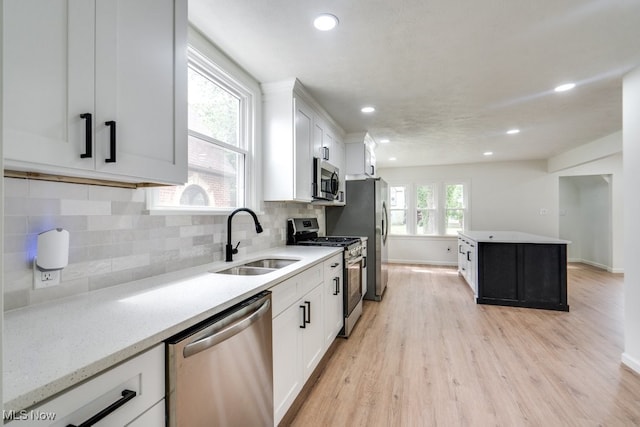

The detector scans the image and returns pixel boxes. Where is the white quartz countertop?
[458,231,571,244]
[3,245,342,412]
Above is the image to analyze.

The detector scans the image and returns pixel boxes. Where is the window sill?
[388,234,459,239]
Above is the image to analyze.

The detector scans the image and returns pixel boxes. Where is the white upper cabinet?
[3,0,187,185]
[345,132,377,178]
[262,78,346,203]
[262,80,313,202]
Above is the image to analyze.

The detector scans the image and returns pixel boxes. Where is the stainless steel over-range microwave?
[313,157,340,201]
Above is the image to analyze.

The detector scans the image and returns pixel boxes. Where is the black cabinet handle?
[79,113,92,158]
[299,305,306,328]
[467,251,471,262]
[363,256,367,268]
[304,301,311,324]
[330,263,340,268]
[370,165,375,175]
[66,389,136,427]
[105,120,116,163]
[333,277,340,295]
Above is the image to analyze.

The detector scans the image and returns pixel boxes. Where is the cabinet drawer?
[297,263,324,297]
[323,253,343,279]
[270,276,298,318]
[6,344,165,426]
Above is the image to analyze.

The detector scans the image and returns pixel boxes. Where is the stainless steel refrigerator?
[326,178,389,301]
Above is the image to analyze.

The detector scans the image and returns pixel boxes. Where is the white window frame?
[388,181,470,236]
[147,45,258,214]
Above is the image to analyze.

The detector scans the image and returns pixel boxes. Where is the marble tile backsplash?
[3,178,324,311]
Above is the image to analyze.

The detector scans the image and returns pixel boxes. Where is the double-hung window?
[388,181,469,236]
[416,184,437,235]
[389,185,408,235]
[150,47,254,212]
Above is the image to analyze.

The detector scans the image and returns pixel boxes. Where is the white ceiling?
[188,0,640,168]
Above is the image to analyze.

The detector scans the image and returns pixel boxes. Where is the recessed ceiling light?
[380,139,390,143]
[506,129,520,135]
[361,106,375,114]
[483,151,493,156]
[554,83,576,92]
[313,14,339,31]
[389,157,397,161]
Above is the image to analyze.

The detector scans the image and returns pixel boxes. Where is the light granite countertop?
[3,245,342,412]
[458,230,571,244]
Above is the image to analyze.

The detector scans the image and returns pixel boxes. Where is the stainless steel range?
[287,218,364,337]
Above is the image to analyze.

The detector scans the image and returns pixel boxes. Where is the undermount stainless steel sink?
[215,266,276,276]
[242,258,299,269]
[213,258,300,276]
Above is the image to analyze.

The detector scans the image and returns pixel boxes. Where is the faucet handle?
[232,241,240,255]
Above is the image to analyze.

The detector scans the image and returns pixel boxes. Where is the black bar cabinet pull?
[299,305,307,328]
[467,251,471,262]
[333,277,340,295]
[105,120,116,163]
[304,301,311,324]
[79,113,92,158]
[66,389,136,427]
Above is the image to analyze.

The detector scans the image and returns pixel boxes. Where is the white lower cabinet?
[458,236,478,297]
[5,344,165,426]
[271,256,343,426]
[323,253,344,349]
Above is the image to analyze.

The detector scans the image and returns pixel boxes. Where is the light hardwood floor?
[289,263,640,426]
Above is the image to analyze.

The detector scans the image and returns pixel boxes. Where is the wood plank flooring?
[288,263,640,426]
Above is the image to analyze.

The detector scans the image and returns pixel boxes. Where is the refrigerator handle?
[382,201,389,244]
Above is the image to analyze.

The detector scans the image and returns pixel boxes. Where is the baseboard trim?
[388,259,457,267]
[568,258,622,274]
[622,352,640,376]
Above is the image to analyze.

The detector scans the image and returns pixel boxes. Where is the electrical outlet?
[34,269,61,289]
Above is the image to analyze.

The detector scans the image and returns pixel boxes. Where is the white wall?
[623,67,640,375]
[560,175,612,270]
[380,159,559,264]
[550,135,623,273]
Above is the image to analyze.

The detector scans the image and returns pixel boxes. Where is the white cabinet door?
[4,0,96,172]
[294,96,314,201]
[272,301,303,425]
[127,399,165,427]
[94,0,187,184]
[323,255,344,348]
[300,283,325,380]
[4,0,187,185]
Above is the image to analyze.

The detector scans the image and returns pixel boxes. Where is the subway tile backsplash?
[3,178,324,311]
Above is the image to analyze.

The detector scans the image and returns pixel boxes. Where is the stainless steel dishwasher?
[166,291,273,426]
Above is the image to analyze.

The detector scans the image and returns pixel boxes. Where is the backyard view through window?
[154,50,251,210]
[390,186,407,234]
[389,182,468,235]
[445,184,465,235]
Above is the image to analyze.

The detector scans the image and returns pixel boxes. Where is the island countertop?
[458,230,570,244]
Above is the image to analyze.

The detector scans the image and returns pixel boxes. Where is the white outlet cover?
[33,259,61,289]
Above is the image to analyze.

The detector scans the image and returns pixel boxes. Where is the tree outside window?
[445,183,465,235]
[416,184,437,235]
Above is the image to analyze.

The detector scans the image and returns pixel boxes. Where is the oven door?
[344,255,363,315]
